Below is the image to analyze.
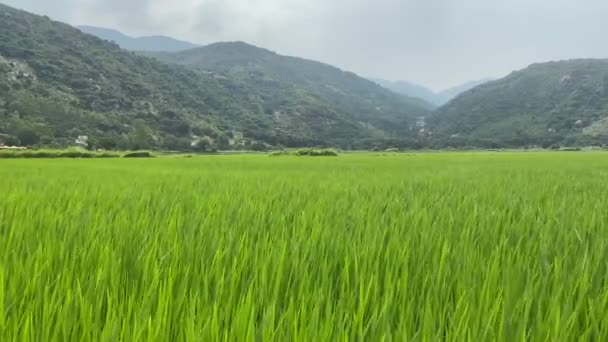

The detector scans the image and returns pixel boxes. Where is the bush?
[97,153,120,158]
[0,149,121,158]
[269,150,291,157]
[269,149,339,157]
[26,151,57,158]
[123,151,154,158]
[295,149,339,157]
[97,137,119,150]
[59,151,96,158]
[309,149,338,156]
[0,151,57,158]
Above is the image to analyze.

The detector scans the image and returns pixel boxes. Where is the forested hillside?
[143,42,431,142]
[429,60,608,148]
[0,3,428,150]
[3,2,608,151]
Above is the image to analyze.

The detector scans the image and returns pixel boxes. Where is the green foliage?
[191,137,214,152]
[2,153,608,339]
[163,135,192,151]
[270,148,339,156]
[0,4,429,151]
[144,42,431,144]
[130,119,156,150]
[296,148,339,156]
[431,60,608,147]
[15,127,40,146]
[0,149,120,158]
[268,150,291,157]
[123,151,154,158]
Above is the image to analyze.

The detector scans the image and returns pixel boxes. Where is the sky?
[5,0,608,91]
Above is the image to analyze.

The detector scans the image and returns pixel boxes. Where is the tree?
[163,135,192,151]
[0,134,19,146]
[131,119,155,150]
[192,137,214,152]
[97,136,118,150]
[16,127,40,146]
[247,141,268,151]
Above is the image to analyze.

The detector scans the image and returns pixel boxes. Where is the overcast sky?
[5,0,608,90]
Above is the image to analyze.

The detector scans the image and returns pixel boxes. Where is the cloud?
[4,0,608,89]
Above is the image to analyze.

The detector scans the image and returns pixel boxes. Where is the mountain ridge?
[77,25,200,52]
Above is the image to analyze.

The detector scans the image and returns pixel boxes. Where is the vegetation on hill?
[0,4,429,151]
[3,3,608,151]
[142,43,430,143]
[429,60,608,148]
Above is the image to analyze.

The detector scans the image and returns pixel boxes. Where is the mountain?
[0,3,429,150]
[141,42,431,142]
[77,25,199,52]
[371,78,491,106]
[437,79,493,104]
[429,59,608,148]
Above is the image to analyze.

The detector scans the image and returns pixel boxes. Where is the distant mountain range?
[370,78,493,106]
[77,25,200,52]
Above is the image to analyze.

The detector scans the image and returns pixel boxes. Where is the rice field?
[1,152,608,340]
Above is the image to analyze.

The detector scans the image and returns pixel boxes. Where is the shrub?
[270,149,339,157]
[295,148,339,157]
[0,149,121,159]
[96,153,120,158]
[59,151,95,158]
[27,151,57,158]
[269,151,291,157]
[123,151,154,158]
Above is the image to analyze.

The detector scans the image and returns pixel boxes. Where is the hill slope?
[436,79,493,105]
[429,60,608,147]
[0,4,428,150]
[142,43,431,140]
[77,26,200,52]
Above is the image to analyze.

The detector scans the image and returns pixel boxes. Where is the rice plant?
[1,152,608,340]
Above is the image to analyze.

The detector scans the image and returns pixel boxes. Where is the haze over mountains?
[1,3,607,150]
[77,26,200,52]
[370,78,493,107]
